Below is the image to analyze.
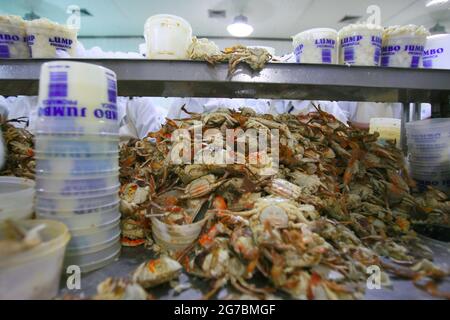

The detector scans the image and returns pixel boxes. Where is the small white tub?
[338,23,383,66]
[422,34,450,69]
[381,25,430,68]
[144,14,192,60]
[0,219,70,299]
[292,28,338,64]
[0,177,35,221]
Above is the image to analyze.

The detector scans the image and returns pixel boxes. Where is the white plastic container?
[292,28,338,64]
[66,245,120,273]
[65,236,120,266]
[0,15,29,58]
[68,219,120,248]
[35,136,119,158]
[36,204,120,230]
[381,25,430,68]
[144,14,192,60]
[36,191,119,213]
[36,61,119,135]
[36,157,119,176]
[0,177,35,221]
[338,23,383,66]
[36,199,120,216]
[422,34,450,69]
[0,219,70,299]
[151,214,210,251]
[26,18,77,58]
[36,174,119,194]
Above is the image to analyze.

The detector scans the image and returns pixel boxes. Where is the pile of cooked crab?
[0,116,35,179]
[112,107,450,300]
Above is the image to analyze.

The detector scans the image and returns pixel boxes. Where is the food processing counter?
[59,236,450,300]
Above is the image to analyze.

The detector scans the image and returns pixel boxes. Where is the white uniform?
[119,97,169,140]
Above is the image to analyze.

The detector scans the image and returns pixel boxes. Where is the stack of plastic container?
[406,119,450,196]
[35,61,121,273]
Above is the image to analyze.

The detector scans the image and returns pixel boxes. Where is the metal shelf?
[1,59,450,103]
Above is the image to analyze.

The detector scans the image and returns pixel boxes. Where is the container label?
[294,44,303,63]
[0,33,23,58]
[381,43,424,68]
[321,48,332,63]
[39,68,118,123]
[422,47,444,69]
[48,36,73,51]
[0,44,10,58]
[340,35,382,65]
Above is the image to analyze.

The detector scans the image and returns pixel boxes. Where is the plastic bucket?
[68,219,120,248]
[36,61,119,136]
[35,174,119,195]
[144,14,192,60]
[292,28,338,64]
[36,191,119,213]
[65,245,120,273]
[26,19,77,58]
[422,34,450,69]
[36,204,120,230]
[0,219,70,299]
[35,137,119,158]
[36,157,119,176]
[338,24,383,66]
[381,26,429,68]
[0,177,35,222]
[0,16,29,59]
[36,199,120,216]
[64,235,121,266]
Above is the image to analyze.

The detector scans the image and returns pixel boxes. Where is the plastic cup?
[36,61,119,136]
[36,157,119,176]
[68,219,120,248]
[144,14,192,60]
[35,173,119,195]
[36,204,120,230]
[0,177,35,222]
[36,191,119,213]
[36,199,120,216]
[0,220,70,299]
[292,28,338,64]
[65,236,121,266]
[35,135,119,158]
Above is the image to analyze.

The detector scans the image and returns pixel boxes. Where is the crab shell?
[132,257,182,288]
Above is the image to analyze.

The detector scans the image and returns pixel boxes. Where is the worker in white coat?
[119,97,168,141]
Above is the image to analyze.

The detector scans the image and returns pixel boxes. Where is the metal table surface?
[1,59,450,103]
[59,236,450,300]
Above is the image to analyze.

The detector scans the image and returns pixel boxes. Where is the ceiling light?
[426,0,448,7]
[227,15,254,37]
